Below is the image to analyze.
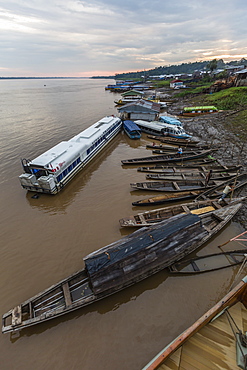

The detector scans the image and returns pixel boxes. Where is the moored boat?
[147,135,200,146]
[2,203,242,334]
[180,105,218,116]
[123,120,141,139]
[145,171,238,182]
[146,143,209,150]
[19,116,122,194]
[143,274,247,370]
[132,190,207,206]
[130,178,226,192]
[121,149,215,165]
[137,164,242,174]
[119,197,245,227]
[134,120,191,139]
[132,173,247,206]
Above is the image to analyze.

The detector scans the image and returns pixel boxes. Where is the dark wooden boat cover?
[84,214,207,294]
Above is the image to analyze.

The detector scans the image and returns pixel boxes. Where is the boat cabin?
[118,99,160,122]
[123,120,141,139]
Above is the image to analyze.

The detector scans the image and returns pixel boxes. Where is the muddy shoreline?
[157,88,247,228]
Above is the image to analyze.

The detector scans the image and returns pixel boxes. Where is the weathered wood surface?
[145,171,238,182]
[147,135,201,146]
[130,178,227,192]
[137,162,241,173]
[2,204,243,334]
[121,149,216,165]
[120,197,244,227]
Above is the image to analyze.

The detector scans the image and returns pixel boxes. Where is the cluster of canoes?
[3,129,247,369]
[119,135,247,368]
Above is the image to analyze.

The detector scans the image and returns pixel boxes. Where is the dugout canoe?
[137,164,242,174]
[120,197,245,227]
[121,149,216,165]
[2,203,242,334]
[130,178,228,192]
[146,143,209,150]
[132,173,247,206]
[147,135,201,146]
[145,171,238,182]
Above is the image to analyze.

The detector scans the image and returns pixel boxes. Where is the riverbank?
[156,87,247,228]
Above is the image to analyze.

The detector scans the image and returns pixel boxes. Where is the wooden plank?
[191,206,214,215]
[138,214,146,223]
[181,205,190,213]
[211,201,222,209]
[62,283,72,307]
[172,182,180,190]
[11,305,22,326]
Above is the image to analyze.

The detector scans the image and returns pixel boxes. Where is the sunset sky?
[0,0,246,77]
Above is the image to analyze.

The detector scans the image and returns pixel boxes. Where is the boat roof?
[135,120,166,132]
[118,99,160,113]
[121,90,144,97]
[29,116,120,168]
[152,121,187,133]
[84,213,201,275]
[183,106,217,111]
[123,120,141,131]
[159,116,183,125]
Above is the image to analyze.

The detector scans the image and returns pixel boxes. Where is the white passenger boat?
[19,116,122,194]
[134,120,191,139]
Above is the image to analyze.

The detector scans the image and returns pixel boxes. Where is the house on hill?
[235,68,247,86]
[117,99,160,121]
[170,79,186,89]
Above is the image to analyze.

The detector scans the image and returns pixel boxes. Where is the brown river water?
[0,78,245,370]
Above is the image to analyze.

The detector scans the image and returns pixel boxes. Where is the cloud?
[0,0,246,76]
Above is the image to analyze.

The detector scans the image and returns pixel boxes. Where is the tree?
[207,59,218,73]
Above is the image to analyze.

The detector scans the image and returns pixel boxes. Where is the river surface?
[0,78,245,370]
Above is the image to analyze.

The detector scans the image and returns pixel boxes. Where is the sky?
[0,0,247,77]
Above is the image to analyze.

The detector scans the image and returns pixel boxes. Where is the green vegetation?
[152,80,171,88]
[114,58,247,80]
[205,87,247,110]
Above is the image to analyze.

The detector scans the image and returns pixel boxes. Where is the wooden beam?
[62,283,72,307]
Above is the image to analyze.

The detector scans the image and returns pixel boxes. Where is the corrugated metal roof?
[118,99,160,113]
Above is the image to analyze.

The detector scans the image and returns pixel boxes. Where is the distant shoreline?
[0,76,114,80]
[0,77,89,80]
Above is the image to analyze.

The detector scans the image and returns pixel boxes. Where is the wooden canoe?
[122,149,216,165]
[119,197,245,227]
[2,203,242,334]
[132,173,247,206]
[146,144,209,150]
[130,178,229,192]
[137,164,242,174]
[169,249,247,274]
[147,135,201,146]
[145,171,238,182]
[142,274,247,370]
[152,149,204,155]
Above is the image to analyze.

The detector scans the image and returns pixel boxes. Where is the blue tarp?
[123,120,141,132]
[84,213,201,275]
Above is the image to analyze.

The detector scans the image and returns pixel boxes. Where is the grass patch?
[204,87,247,110]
